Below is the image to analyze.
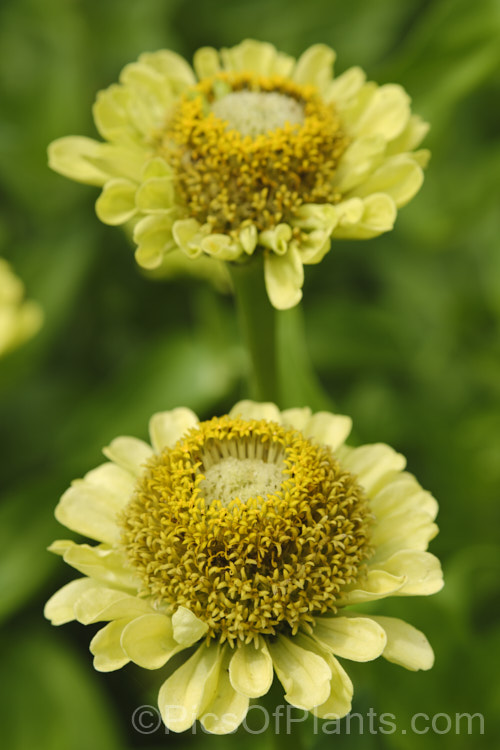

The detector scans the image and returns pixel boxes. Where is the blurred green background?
[1,0,499,747]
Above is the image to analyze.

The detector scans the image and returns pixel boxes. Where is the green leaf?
[0,625,124,750]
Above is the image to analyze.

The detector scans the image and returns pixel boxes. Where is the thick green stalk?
[276,301,334,412]
[229,257,280,404]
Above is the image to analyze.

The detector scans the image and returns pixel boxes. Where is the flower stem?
[229,257,280,403]
[276,302,335,412]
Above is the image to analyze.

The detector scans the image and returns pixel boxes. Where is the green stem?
[229,257,280,403]
[276,303,335,412]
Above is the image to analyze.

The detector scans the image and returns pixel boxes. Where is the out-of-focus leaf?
[0,483,61,624]
[0,625,124,750]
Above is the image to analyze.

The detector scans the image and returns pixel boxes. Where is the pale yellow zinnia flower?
[45,401,442,734]
[48,40,429,309]
[0,258,43,357]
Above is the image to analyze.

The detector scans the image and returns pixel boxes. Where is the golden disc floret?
[161,73,348,235]
[120,416,371,645]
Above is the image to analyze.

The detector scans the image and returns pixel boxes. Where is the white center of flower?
[199,457,284,506]
[211,91,305,137]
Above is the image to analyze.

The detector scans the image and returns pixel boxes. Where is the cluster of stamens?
[160,73,348,235]
[121,417,371,646]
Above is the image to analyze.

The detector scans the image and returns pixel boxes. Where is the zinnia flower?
[48,40,429,309]
[45,401,442,734]
[0,258,43,357]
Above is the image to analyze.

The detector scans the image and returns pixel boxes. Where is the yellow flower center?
[121,416,371,646]
[160,73,348,235]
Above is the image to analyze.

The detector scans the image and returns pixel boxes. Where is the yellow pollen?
[160,73,348,235]
[120,417,372,646]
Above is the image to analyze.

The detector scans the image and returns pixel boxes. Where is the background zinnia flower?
[48,40,429,309]
[46,401,442,733]
[0,258,43,357]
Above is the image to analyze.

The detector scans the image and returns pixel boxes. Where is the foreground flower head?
[0,258,43,357]
[46,401,442,734]
[48,40,429,309]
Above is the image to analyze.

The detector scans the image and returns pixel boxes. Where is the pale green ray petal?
[302,412,352,451]
[121,613,182,669]
[371,510,439,562]
[332,194,397,239]
[201,650,250,734]
[135,177,175,213]
[158,644,222,732]
[193,47,221,79]
[55,463,134,544]
[324,66,366,105]
[312,616,386,661]
[351,84,411,141]
[134,214,176,270]
[221,40,279,76]
[239,224,258,255]
[55,484,122,544]
[280,407,312,431]
[47,539,78,557]
[141,156,173,180]
[350,155,424,208]
[85,462,136,494]
[270,52,295,78]
[294,634,353,720]
[333,197,364,226]
[312,654,353,720]
[200,234,242,261]
[117,62,175,136]
[172,218,206,258]
[386,114,430,155]
[121,61,173,105]
[336,569,407,606]
[259,224,292,255]
[48,135,121,185]
[293,44,336,92]
[333,134,386,193]
[335,81,377,133]
[370,474,439,561]
[229,638,273,698]
[139,50,196,92]
[368,616,434,671]
[297,231,331,265]
[375,520,438,562]
[103,436,153,476]
[293,203,338,233]
[90,618,132,672]
[93,85,138,144]
[172,606,209,646]
[371,474,438,520]
[149,407,199,452]
[229,400,281,423]
[44,578,106,625]
[411,148,431,168]
[48,540,137,591]
[264,245,304,310]
[338,443,406,495]
[378,550,444,596]
[74,586,152,624]
[268,635,331,710]
[122,80,168,136]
